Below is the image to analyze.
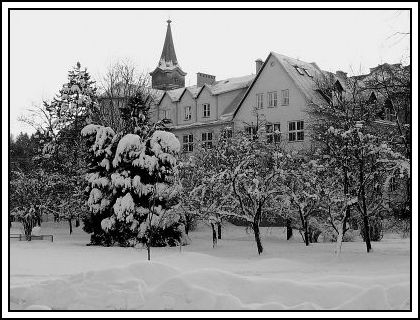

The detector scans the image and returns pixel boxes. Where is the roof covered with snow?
[270,52,327,106]
[159,74,255,105]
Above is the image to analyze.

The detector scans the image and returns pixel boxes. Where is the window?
[288,120,304,142]
[268,91,278,107]
[182,134,194,152]
[203,103,210,117]
[184,106,192,120]
[389,177,398,192]
[295,66,305,75]
[367,92,377,105]
[256,93,264,109]
[384,99,396,122]
[245,126,258,140]
[266,123,281,143]
[201,132,213,148]
[161,109,170,120]
[222,127,233,139]
[281,89,289,105]
[303,68,312,77]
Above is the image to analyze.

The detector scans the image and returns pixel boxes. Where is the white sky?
[9,9,410,135]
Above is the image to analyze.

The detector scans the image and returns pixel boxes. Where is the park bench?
[9,234,53,242]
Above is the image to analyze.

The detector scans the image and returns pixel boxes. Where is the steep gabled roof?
[150,20,186,76]
[232,52,328,119]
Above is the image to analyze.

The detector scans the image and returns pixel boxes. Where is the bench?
[9,234,53,242]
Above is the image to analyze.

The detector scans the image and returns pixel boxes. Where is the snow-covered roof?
[158,74,255,105]
[270,52,327,106]
[210,74,255,95]
[220,88,248,121]
[166,87,185,102]
[169,119,232,130]
[232,52,331,119]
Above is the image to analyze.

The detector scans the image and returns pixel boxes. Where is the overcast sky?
[9,9,410,135]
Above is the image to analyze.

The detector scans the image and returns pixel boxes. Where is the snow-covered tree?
[282,154,326,246]
[82,90,181,260]
[211,133,284,255]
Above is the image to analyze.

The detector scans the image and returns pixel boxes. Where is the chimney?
[197,72,216,87]
[255,59,263,74]
[336,70,348,79]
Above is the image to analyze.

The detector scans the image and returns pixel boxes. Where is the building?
[99,19,408,155]
[150,20,335,152]
[149,19,187,91]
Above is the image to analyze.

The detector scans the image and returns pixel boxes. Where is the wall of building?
[196,87,218,123]
[234,54,312,150]
[177,91,197,126]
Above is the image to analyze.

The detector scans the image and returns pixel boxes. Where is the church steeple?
[150,19,186,91]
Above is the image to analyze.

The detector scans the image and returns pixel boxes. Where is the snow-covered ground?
[9,221,410,310]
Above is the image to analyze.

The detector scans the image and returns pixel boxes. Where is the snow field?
[9,222,410,310]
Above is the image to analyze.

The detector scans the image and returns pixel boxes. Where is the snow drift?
[10,254,410,310]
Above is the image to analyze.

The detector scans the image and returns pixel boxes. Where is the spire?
[159,19,179,67]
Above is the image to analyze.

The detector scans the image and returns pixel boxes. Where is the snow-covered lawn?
[9,222,410,310]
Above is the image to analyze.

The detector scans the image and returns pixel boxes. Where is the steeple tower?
[150,20,186,91]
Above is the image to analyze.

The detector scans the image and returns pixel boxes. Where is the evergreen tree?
[82,90,182,260]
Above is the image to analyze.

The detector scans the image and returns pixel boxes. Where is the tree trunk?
[147,243,151,261]
[335,221,345,255]
[297,207,310,246]
[211,223,217,248]
[304,225,310,246]
[253,206,263,255]
[68,218,73,235]
[359,160,372,253]
[286,219,293,240]
[75,218,80,228]
[217,222,222,240]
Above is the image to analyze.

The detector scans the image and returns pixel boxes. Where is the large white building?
[142,20,403,154]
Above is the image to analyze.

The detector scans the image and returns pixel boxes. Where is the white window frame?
[266,123,281,143]
[203,103,211,118]
[281,89,289,106]
[268,91,278,107]
[182,134,194,152]
[245,125,258,140]
[256,93,264,109]
[201,132,213,148]
[288,120,304,142]
[295,66,305,75]
[161,109,170,120]
[184,106,192,120]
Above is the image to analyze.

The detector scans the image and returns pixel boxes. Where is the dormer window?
[203,103,210,117]
[303,69,312,77]
[367,92,377,105]
[184,106,192,120]
[295,66,305,75]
